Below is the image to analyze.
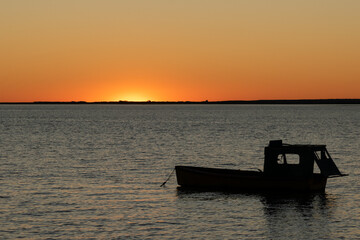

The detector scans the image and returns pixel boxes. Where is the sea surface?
[0,104,359,239]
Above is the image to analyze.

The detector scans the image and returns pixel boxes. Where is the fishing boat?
[175,140,346,192]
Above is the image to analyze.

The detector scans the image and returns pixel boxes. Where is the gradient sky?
[1,0,359,102]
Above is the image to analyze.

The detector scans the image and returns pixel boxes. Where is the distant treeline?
[214,99,360,104]
[1,99,360,104]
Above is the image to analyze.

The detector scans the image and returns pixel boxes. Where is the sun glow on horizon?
[113,93,151,102]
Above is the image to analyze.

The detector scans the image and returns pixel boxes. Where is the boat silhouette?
[175,140,346,192]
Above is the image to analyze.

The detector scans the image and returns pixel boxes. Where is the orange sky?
[1,1,359,102]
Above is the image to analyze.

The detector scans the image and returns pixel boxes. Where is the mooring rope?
[160,168,175,187]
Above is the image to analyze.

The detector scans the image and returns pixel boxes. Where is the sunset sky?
[1,1,359,102]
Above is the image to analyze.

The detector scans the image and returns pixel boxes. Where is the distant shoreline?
[1,99,360,104]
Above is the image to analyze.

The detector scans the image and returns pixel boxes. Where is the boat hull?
[175,166,328,192]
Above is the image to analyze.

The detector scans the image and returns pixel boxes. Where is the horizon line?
[1,98,360,104]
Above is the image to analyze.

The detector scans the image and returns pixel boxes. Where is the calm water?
[0,104,359,239]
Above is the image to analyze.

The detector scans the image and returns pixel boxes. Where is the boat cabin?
[263,140,344,177]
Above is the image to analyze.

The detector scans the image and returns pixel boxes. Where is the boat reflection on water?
[176,188,336,239]
[260,192,333,213]
[261,193,336,239]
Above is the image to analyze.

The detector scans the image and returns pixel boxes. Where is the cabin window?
[315,150,329,161]
[313,161,321,174]
[277,153,300,165]
[314,150,326,174]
